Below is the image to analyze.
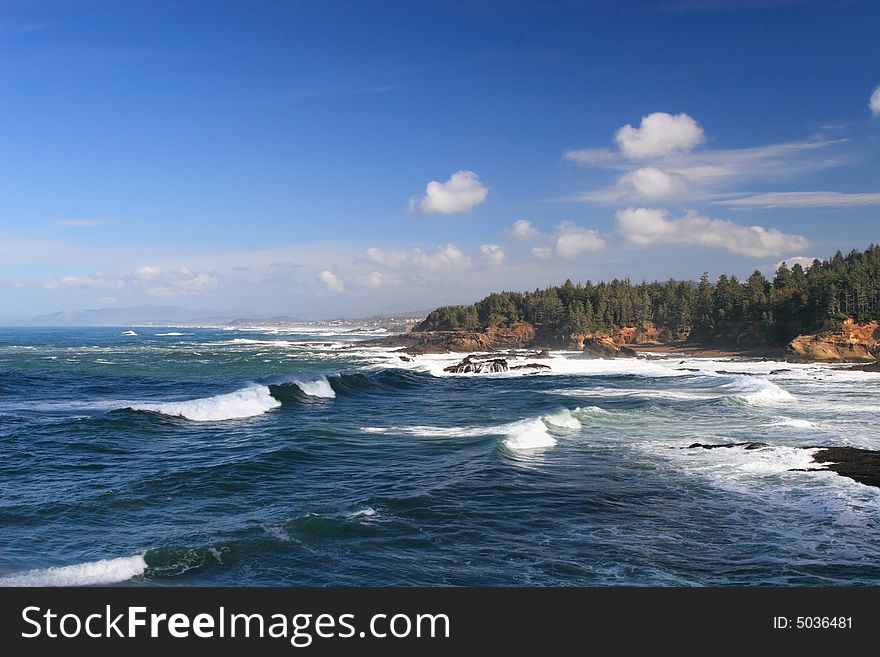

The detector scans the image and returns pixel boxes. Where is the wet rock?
[848,362,880,372]
[582,337,637,359]
[810,447,880,488]
[687,442,769,450]
[510,363,551,371]
[443,356,509,374]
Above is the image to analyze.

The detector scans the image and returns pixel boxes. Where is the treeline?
[416,244,880,345]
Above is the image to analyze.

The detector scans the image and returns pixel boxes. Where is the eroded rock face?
[581,337,638,359]
[787,318,879,362]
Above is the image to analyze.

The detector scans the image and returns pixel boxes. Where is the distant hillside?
[31,305,228,326]
[416,244,880,348]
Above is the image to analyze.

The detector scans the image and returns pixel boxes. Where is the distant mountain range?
[26,305,430,327]
[30,305,232,326]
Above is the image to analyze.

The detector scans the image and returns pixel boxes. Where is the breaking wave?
[128,385,281,422]
[294,377,336,399]
[0,554,147,587]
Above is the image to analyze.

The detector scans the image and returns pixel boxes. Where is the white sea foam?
[542,408,582,430]
[771,417,818,429]
[121,330,137,336]
[0,554,147,587]
[156,332,186,336]
[503,418,557,450]
[730,378,795,406]
[129,385,281,421]
[295,377,336,399]
[362,411,568,448]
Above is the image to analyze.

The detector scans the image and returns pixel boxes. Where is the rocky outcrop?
[359,323,536,355]
[581,337,638,359]
[848,362,880,372]
[442,355,552,374]
[444,356,508,374]
[787,318,879,362]
[510,363,551,371]
[811,447,880,488]
[568,324,659,351]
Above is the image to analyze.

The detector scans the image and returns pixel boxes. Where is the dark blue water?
[1,326,878,586]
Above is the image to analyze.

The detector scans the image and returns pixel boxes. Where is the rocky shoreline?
[687,443,880,489]
[357,319,878,365]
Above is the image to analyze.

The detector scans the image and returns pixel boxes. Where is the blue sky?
[1,0,878,321]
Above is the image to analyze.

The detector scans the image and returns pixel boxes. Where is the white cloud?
[135,265,162,280]
[567,110,847,205]
[871,85,880,117]
[358,271,395,289]
[45,274,123,290]
[774,256,817,271]
[563,148,616,165]
[480,244,505,265]
[174,271,218,293]
[410,170,488,215]
[615,207,809,257]
[717,191,880,209]
[621,167,691,200]
[532,246,554,259]
[581,166,693,203]
[614,112,705,159]
[45,265,217,296]
[366,243,472,272]
[511,219,540,241]
[319,270,345,293]
[555,221,606,258]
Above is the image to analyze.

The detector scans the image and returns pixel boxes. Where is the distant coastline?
[363,244,880,364]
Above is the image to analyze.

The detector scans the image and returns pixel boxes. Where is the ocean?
[1,326,878,586]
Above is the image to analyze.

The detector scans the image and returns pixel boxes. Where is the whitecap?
[295,377,336,399]
[503,418,557,450]
[542,408,582,430]
[0,554,147,587]
[770,417,818,429]
[128,385,280,421]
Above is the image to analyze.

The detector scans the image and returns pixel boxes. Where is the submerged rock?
[510,363,551,371]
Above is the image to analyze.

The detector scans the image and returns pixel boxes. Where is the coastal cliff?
[787,318,879,362]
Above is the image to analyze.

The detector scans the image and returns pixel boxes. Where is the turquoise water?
[1,326,879,586]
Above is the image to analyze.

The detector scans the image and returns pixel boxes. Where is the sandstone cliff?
[787,318,879,362]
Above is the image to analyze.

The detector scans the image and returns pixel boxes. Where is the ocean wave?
[155,332,187,336]
[727,377,795,406]
[503,418,557,450]
[542,408,582,430]
[361,410,574,449]
[0,554,146,587]
[128,385,281,421]
[770,417,818,429]
[121,330,137,336]
[294,377,336,399]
